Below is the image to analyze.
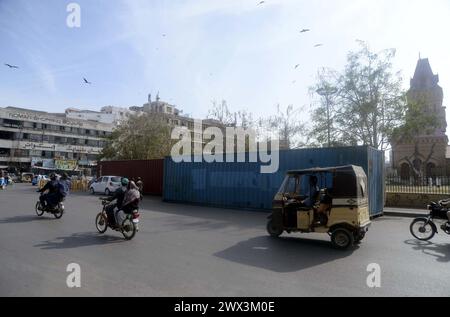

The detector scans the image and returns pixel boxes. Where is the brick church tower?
[391,58,448,178]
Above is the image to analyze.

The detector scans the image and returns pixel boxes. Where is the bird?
[300,29,310,33]
[162,34,166,37]
[258,1,265,5]
[294,64,300,69]
[314,44,323,47]
[4,63,19,69]
[83,77,92,84]
[292,80,297,84]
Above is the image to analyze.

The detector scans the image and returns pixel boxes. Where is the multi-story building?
[65,106,134,125]
[133,93,230,152]
[0,107,113,174]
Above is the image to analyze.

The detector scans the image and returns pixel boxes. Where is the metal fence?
[386,175,450,194]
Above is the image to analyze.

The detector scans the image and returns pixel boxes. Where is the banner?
[55,159,78,171]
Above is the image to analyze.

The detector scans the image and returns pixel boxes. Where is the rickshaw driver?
[300,175,319,208]
[314,189,332,226]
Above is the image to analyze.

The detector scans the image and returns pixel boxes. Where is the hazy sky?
[1,0,449,126]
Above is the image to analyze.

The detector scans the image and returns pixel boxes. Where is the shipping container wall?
[368,147,385,215]
[98,159,164,195]
[163,146,385,216]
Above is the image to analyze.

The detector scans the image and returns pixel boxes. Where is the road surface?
[1,184,449,296]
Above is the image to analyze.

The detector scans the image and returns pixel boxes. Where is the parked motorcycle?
[95,198,140,240]
[35,194,64,219]
[410,200,450,241]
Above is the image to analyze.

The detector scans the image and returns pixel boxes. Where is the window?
[3,119,21,128]
[285,176,299,195]
[22,121,33,128]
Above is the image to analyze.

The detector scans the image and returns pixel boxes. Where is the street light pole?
[316,86,337,148]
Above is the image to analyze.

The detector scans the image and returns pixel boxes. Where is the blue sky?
[1,0,450,125]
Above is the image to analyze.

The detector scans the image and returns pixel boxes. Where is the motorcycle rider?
[37,173,62,210]
[121,181,141,215]
[104,177,129,227]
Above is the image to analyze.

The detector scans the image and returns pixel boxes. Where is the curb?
[383,211,427,218]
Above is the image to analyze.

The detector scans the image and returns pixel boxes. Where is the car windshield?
[111,177,121,183]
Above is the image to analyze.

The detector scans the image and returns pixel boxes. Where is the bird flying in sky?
[83,78,92,84]
[294,64,300,69]
[300,29,310,33]
[4,63,19,69]
[258,1,265,5]
[314,44,323,47]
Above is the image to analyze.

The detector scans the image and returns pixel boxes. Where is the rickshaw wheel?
[331,228,354,250]
[267,219,283,238]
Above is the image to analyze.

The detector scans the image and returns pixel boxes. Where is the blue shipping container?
[163,146,385,216]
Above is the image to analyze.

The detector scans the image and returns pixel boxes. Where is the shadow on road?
[214,236,356,273]
[34,232,125,250]
[404,239,450,263]
[0,215,50,224]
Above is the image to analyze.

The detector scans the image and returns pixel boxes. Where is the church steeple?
[410,58,440,89]
[407,57,446,137]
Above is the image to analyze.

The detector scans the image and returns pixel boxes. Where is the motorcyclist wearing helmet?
[104,177,129,227]
[37,173,61,209]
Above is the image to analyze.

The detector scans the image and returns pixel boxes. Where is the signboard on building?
[31,157,42,167]
[55,159,78,171]
[43,159,55,169]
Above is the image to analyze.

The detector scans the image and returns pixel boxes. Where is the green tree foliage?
[100,112,174,160]
[309,42,406,150]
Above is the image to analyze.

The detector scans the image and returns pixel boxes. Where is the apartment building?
[0,107,113,173]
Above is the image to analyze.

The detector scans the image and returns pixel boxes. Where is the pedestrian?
[136,177,144,200]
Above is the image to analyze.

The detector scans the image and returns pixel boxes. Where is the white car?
[89,176,122,195]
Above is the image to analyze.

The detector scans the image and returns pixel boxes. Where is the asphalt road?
[1,184,449,297]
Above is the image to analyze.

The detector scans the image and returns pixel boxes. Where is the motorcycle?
[35,193,65,219]
[95,198,140,240]
[410,200,450,241]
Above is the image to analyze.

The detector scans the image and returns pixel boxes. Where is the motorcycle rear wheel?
[53,209,64,219]
[410,218,435,241]
[121,218,136,240]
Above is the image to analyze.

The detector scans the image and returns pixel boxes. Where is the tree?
[391,97,440,178]
[309,42,406,151]
[266,104,307,149]
[207,100,234,126]
[308,68,353,147]
[100,112,174,160]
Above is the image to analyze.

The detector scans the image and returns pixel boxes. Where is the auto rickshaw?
[267,165,371,249]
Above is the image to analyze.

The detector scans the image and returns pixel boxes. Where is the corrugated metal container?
[98,159,164,195]
[163,146,385,216]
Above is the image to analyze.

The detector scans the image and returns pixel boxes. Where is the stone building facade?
[391,58,449,178]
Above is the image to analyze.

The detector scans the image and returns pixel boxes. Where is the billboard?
[55,159,78,171]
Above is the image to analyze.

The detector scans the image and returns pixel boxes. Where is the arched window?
[400,163,410,180]
[426,162,436,178]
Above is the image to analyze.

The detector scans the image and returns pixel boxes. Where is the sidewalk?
[383,207,428,218]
